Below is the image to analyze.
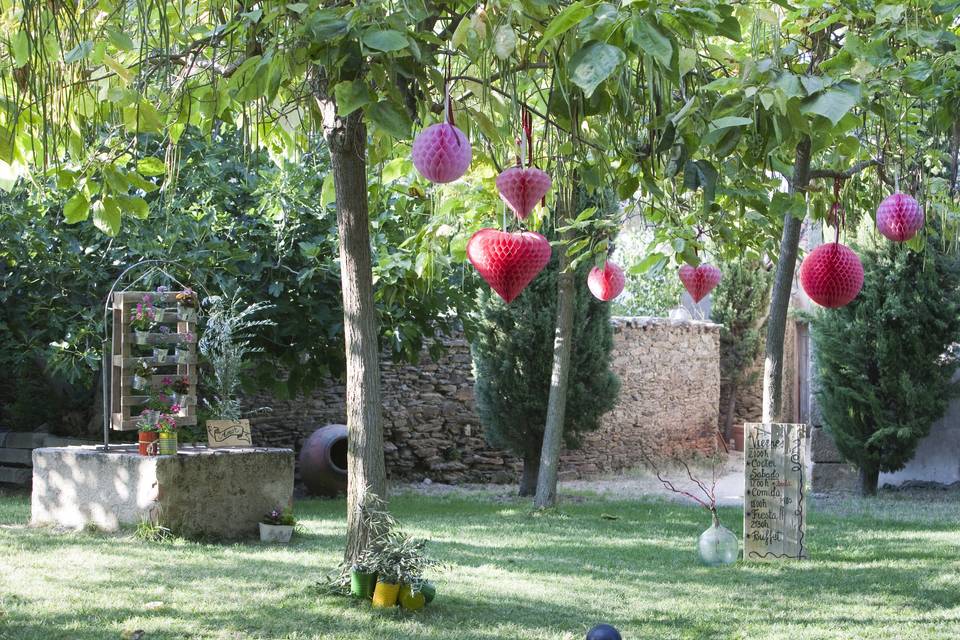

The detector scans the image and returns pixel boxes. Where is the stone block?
[0,466,32,485]
[0,448,33,466]
[31,445,293,539]
[810,427,844,463]
[4,432,47,449]
[811,461,859,493]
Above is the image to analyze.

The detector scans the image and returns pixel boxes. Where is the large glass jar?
[698,512,739,566]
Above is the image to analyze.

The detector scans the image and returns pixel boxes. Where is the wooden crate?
[110,290,199,431]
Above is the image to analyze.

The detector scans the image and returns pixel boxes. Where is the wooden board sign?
[743,422,808,561]
[206,420,252,448]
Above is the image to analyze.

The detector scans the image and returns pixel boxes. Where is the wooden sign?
[743,423,808,561]
[206,420,252,448]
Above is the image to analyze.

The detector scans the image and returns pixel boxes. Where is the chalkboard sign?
[743,423,808,561]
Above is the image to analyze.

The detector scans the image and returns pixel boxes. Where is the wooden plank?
[121,395,196,407]
[115,414,197,431]
[125,332,196,345]
[124,374,198,386]
[744,422,808,561]
[113,355,198,366]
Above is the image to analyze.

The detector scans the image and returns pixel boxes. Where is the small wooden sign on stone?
[206,419,253,448]
[743,422,808,561]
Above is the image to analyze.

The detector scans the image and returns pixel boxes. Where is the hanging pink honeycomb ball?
[411,123,472,183]
[467,229,552,303]
[587,262,625,301]
[678,263,722,303]
[876,192,923,242]
[799,243,864,308]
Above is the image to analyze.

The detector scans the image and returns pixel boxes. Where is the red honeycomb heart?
[587,261,625,301]
[876,192,923,242]
[799,242,864,308]
[467,229,552,303]
[678,263,722,303]
[495,167,552,220]
[411,123,472,184]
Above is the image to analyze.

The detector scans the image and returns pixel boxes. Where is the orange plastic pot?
[371,580,400,608]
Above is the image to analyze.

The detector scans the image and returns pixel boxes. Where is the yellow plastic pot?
[398,584,426,611]
[372,580,400,608]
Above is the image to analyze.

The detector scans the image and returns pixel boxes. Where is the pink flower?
[169,404,181,413]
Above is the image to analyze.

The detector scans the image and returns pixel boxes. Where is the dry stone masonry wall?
[249,316,721,485]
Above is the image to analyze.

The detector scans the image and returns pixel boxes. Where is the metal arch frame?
[100,259,211,451]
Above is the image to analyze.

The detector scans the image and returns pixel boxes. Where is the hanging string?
[444,56,454,127]
[831,177,845,245]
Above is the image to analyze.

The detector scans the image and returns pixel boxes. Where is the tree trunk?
[534,229,575,509]
[721,382,737,441]
[518,453,540,497]
[859,465,879,497]
[320,104,386,566]
[762,136,812,423]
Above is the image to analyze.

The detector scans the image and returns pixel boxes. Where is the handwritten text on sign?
[743,423,807,561]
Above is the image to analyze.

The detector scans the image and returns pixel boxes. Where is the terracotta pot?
[138,431,158,456]
[350,569,377,599]
[372,580,400,608]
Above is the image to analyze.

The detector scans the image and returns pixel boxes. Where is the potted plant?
[136,411,159,456]
[132,360,154,391]
[259,507,295,542]
[130,300,156,345]
[176,288,198,322]
[350,549,378,600]
[152,288,168,323]
[176,331,195,363]
[156,414,178,455]
[162,375,190,406]
[199,293,275,443]
[371,532,440,610]
[153,326,172,362]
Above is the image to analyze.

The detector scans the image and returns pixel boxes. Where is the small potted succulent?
[130,300,156,345]
[156,413,178,455]
[176,331,195,364]
[132,360,154,391]
[259,507,295,543]
[176,288,198,322]
[136,411,159,456]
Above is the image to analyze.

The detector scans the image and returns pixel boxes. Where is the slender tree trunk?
[762,136,812,423]
[859,464,879,497]
[721,382,737,441]
[320,104,386,565]
[534,228,575,509]
[518,452,540,497]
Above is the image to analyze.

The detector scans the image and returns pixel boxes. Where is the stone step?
[0,448,33,466]
[1,432,47,449]
[0,466,31,486]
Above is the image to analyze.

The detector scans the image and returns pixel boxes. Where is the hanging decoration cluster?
[876,192,923,242]
[679,263,722,303]
[799,178,864,308]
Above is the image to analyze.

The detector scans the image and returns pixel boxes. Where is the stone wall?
[248,316,721,484]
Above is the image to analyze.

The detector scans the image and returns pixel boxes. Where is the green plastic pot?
[419,581,436,604]
[350,569,376,599]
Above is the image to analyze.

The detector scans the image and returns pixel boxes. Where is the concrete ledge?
[31,445,294,538]
[0,448,33,466]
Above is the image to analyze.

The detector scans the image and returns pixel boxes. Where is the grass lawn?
[1,487,958,640]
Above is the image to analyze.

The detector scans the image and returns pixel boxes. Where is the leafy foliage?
[811,230,960,494]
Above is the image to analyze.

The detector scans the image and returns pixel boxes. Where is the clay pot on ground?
[299,424,348,497]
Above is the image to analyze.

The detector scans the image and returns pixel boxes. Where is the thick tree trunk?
[534,229,575,509]
[320,105,386,566]
[859,465,879,497]
[518,453,540,497]
[762,136,812,423]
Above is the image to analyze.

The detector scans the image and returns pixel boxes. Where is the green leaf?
[362,30,408,53]
[569,42,625,98]
[63,193,90,224]
[333,80,372,117]
[708,116,753,131]
[93,198,121,236]
[537,2,593,52]
[368,101,412,139]
[381,157,410,183]
[630,252,666,275]
[116,194,149,219]
[11,31,29,68]
[137,157,166,177]
[107,29,135,51]
[631,17,673,69]
[800,89,858,125]
[127,171,159,193]
[304,11,348,41]
[320,173,335,208]
[64,41,93,64]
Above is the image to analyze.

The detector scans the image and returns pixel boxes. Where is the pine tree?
[469,255,621,496]
[811,233,960,495]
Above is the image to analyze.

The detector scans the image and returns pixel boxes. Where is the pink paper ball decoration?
[876,192,923,242]
[411,123,472,183]
[588,262,626,301]
[678,263,722,303]
[495,167,552,219]
[466,229,552,303]
[799,243,864,308]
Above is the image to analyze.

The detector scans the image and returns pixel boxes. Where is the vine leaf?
[569,42,625,98]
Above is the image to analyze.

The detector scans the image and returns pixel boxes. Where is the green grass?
[1,487,958,639]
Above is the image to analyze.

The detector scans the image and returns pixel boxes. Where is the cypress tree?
[811,233,960,495]
[469,254,620,496]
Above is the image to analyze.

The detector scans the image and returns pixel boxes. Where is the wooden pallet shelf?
[110,290,199,432]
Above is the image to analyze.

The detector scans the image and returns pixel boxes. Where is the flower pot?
[170,392,185,407]
[134,330,150,345]
[132,375,149,390]
[419,581,436,604]
[138,431,158,456]
[258,522,293,543]
[398,584,426,611]
[698,515,739,566]
[372,580,401,608]
[175,348,191,364]
[350,569,377,599]
[177,305,197,322]
[142,410,160,426]
[153,348,169,364]
[153,308,165,323]
[157,432,178,456]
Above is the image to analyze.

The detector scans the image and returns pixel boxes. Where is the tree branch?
[808,158,882,181]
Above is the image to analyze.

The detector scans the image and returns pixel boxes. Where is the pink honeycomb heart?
[799,242,864,308]
[876,192,923,242]
[495,167,552,219]
[467,229,552,303]
[411,123,472,184]
[587,261,625,301]
[678,263,722,303]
